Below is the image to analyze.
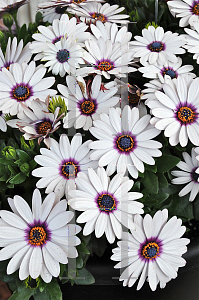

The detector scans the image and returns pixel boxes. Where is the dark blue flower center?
[61,161,78,179]
[97,193,116,212]
[57,49,70,63]
[148,41,164,52]
[116,135,134,153]
[12,85,30,102]
[192,3,199,15]
[142,242,159,260]
[80,99,96,115]
[162,67,177,79]
[55,6,66,14]
[191,167,199,183]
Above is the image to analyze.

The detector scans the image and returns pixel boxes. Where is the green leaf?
[46,279,62,300]
[59,263,66,278]
[77,242,90,255]
[35,11,43,23]
[142,171,159,194]
[8,288,35,300]
[76,256,83,269]
[145,193,169,206]
[16,149,31,163]
[131,181,140,192]
[0,158,15,166]
[34,290,49,300]
[29,160,37,171]
[156,154,181,173]
[18,24,27,41]
[193,195,199,221]
[145,164,157,173]
[9,172,27,184]
[74,268,95,285]
[173,194,194,220]
[157,173,168,189]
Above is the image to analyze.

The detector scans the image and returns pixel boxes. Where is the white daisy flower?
[32,133,98,198]
[58,75,119,130]
[67,2,129,24]
[89,105,162,179]
[0,112,7,132]
[41,36,84,77]
[30,14,90,61]
[68,167,144,243]
[195,146,199,159]
[0,189,81,283]
[89,20,132,45]
[171,148,199,201]
[7,97,63,148]
[38,0,104,9]
[168,0,199,29]
[139,58,195,80]
[130,26,186,65]
[76,36,136,79]
[0,0,28,12]
[0,37,32,71]
[41,6,67,23]
[111,209,190,291]
[151,75,199,147]
[0,61,56,116]
[184,23,199,64]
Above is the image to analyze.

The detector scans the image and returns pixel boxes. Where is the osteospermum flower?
[58,75,119,130]
[111,209,190,290]
[130,26,185,65]
[0,61,56,116]
[171,148,199,202]
[0,37,32,71]
[32,133,98,198]
[41,36,84,77]
[0,189,81,283]
[89,105,162,178]
[7,97,63,148]
[139,58,194,80]
[0,112,7,132]
[67,2,129,24]
[184,23,199,64]
[0,0,29,13]
[76,36,136,79]
[30,14,90,61]
[38,0,103,9]
[68,167,144,243]
[151,75,199,147]
[168,0,199,29]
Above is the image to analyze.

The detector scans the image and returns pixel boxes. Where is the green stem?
[12,10,19,33]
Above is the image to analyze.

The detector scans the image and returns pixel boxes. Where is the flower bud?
[2,146,17,160]
[3,13,13,28]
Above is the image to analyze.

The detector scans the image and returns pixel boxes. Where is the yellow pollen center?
[61,162,77,179]
[98,61,113,71]
[37,121,52,135]
[91,13,106,22]
[192,3,199,15]
[29,226,46,246]
[72,0,86,3]
[177,106,195,124]
[80,100,95,114]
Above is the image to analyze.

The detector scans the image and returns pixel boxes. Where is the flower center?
[72,0,86,3]
[91,13,106,22]
[53,36,63,44]
[142,242,160,260]
[29,226,47,246]
[12,84,31,102]
[55,6,66,14]
[192,3,199,15]
[97,193,116,212]
[148,41,165,52]
[161,67,177,79]
[57,49,70,63]
[116,135,135,153]
[61,161,78,179]
[80,99,96,115]
[191,167,199,183]
[177,106,196,124]
[97,61,113,72]
[36,120,52,135]
[128,93,140,106]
